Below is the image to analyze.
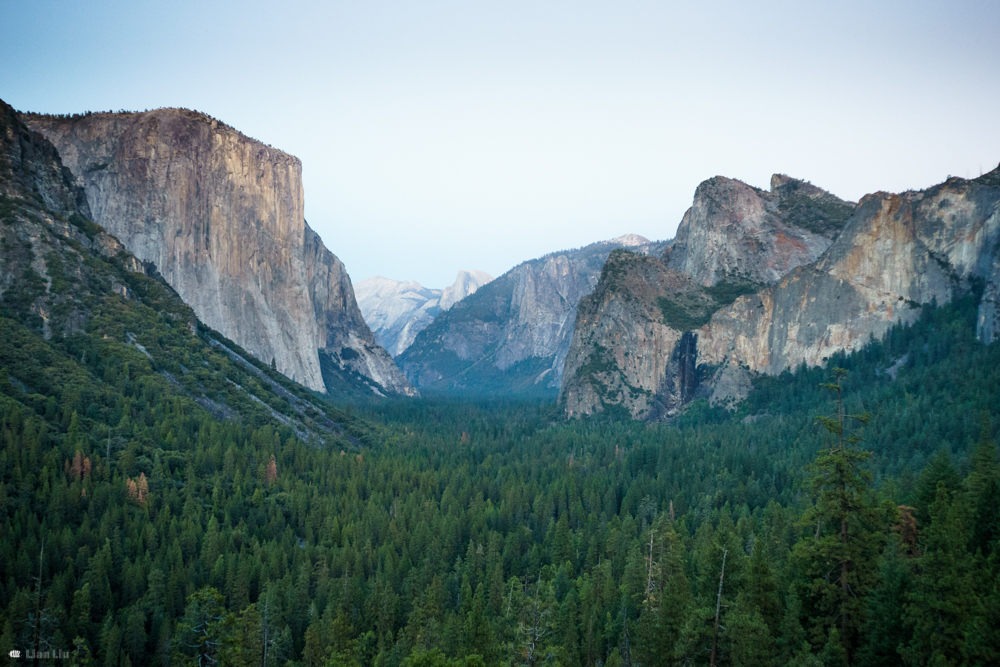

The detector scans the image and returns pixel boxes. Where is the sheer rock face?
[356,270,493,357]
[699,172,1000,378]
[664,175,853,286]
[560,252,700,419]
[561,169,1000,420]
[23,108,414,396]
[397,236,669,394]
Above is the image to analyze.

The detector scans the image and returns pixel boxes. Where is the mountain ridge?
[356,269,494,357]
[561,168,1000,420]
[397,235,669,394]
[0,98,363,439]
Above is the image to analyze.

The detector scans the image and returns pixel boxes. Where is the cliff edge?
[22,108,415,397]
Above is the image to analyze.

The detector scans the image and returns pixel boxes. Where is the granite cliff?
[563,169,1000,420]
[22,108,415,398]
[0,99,358,439]
[398,235,668,394]
[664,174,854,286]
[698,170,1000,383]
[562,173,893,419]
[355,270,493,357]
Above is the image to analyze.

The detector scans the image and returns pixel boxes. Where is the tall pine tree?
[793,369,882,663]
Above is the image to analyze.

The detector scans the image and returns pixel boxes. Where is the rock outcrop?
[559,250,708,419]
[22,108,415,397]
[355,270,493,357]
[398,236,668,394]
[664,175,853,286]
[698,171,1000,382]
[561,170,1000,420]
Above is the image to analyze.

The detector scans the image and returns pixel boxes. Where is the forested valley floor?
[3,288,1000,667]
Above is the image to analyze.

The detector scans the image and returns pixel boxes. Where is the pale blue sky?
[3,0,999,288]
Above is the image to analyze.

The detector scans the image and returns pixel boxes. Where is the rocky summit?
[664,174,854,286]
[21,107,415,398]
[355,270,493,357]
[561,169,1000,420]
[397,236,668,395]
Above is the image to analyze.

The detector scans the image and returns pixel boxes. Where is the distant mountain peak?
[356,270,494,357]
[607,233,651,247]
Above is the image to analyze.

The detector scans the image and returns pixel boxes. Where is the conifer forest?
[2,262,1000,666]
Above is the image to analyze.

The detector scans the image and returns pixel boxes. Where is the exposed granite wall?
[23,108,414,396]
[561,169,1000,420]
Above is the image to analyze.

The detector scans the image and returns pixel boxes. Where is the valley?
[1,96,998,667]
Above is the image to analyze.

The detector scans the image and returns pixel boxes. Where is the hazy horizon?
[3,0,999,288]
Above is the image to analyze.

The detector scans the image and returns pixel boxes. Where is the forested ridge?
[2,101,1000,667]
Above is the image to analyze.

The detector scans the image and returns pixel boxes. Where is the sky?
[2,1,999,288]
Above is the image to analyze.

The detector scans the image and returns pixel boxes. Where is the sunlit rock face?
[698,172,1000,377]
[23,108,415,396]
[356,270,494,357]
[561,168,1000,420]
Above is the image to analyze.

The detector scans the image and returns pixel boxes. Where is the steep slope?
[0,99,364,442]
[562,168,1000,420]
[20,107,414,398]
[355,269,493,356]
[397,236,668,394]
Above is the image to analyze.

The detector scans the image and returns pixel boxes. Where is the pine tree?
[124,605,147,665]
[913,450,960,527]
[463,584,493,664]
[552,588,581,667]
[554,515,574,570]
[854,539,911,667]
[744,541,782,636]
[963,549,1000,666]
[972,478,1000,557]
[727,591,776,667]
[903,483,977,665]
[823,627,849,667]
[968,424,1000,557]
[71,583,93,641]
[776,587,807,665]
[965,414,997,500]
[303,617,326,667]
[635,521,690,667]
[794,369,881,663]
[99,617,122,667]
[174,587,228,667]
